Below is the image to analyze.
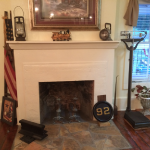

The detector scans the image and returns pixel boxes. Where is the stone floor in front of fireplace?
[11,120,132,150]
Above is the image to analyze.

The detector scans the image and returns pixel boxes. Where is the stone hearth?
[11,121,132,150]
[7,41,119,124]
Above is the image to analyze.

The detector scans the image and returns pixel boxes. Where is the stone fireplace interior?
[39,81,94,124]
[7,41,119,124]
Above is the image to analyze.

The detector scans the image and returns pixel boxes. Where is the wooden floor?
[0,111,150,150]
[113,111,150,150]
[0,120,18,150]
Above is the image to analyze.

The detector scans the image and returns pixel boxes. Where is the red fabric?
[4,50,17,101]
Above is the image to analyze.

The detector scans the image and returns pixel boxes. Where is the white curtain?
[124,0,139,26]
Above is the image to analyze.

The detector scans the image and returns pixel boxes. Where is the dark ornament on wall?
[5,12,14,41]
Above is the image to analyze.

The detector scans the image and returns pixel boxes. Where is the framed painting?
[1,97,16,126]
[29,0,101,30]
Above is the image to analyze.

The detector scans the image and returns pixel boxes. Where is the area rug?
[11,120,132,150]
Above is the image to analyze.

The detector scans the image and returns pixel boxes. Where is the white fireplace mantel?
[8,41,119,50]
[7,41,119,124]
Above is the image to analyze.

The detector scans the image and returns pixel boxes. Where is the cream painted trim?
[116,97,142,111]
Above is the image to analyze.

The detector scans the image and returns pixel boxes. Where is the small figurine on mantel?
[51,29,71,41]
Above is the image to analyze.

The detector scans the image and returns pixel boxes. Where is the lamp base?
[16,37,25,41]
[124,111,150,129]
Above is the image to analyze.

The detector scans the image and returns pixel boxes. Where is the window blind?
[132,4,150,81]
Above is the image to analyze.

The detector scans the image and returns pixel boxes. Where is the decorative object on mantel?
[29,0,101,30]
[99,23,112,41]
[51,30,71,41]
[2,11,18,102]
[132,85,150,115]
[121,30,150,129]
[93,101,113,122]
[114,75,119,116]
[124,0,139,26]
[1,97,16,126]
[14,6,26,41]
[19,119,48,144]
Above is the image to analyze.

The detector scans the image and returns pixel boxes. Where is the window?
[132,4,150,81]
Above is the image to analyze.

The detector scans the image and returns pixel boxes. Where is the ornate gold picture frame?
[29,0,101,30]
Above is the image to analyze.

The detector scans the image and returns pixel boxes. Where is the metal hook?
[13,6,24,17]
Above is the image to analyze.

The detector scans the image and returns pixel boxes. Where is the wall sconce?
[14,6,26,41]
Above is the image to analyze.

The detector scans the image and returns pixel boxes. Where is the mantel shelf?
[11,40,119,124]
[7,41,120,50]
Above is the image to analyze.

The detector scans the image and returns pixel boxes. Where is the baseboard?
[115,97,142,111]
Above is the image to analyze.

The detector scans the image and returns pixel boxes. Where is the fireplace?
[39,81,94,124]
[7,41,119,124]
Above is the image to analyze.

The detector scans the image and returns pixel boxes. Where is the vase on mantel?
[140,94,150,116]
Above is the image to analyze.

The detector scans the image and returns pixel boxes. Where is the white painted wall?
[114,0,142,110]
[9,0,117,41]
[0,0,142,116]
[0,0,11,119]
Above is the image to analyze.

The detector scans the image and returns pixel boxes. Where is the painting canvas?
[3,99,14,122]
[1,97,16,126]
[41,0,89,19]
[29,0,101,30]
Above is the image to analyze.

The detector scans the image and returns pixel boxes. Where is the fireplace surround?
[7,41,119,124]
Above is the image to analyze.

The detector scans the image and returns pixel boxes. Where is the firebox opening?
[39,80,94,124]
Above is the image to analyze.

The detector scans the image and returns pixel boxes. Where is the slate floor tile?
[12,121,132,150]
[72,131,94,146]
